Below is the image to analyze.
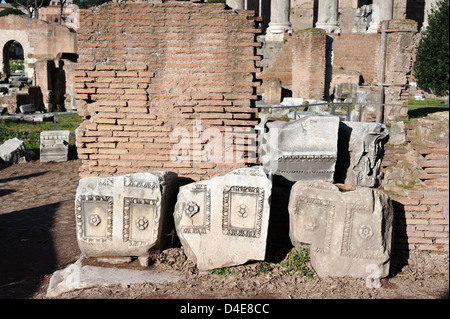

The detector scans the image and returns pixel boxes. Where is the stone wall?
[382,20,418,123]
[258,19,417,112]
[382,112,449,252]
[74,1,261,181]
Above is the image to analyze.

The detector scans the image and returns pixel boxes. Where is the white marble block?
[174,166,272,271]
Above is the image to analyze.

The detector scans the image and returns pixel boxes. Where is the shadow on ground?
[0,202,59,298]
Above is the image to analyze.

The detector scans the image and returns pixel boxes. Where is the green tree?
[4,0,51,18]
[413,0,449,97]
[0,7,25,17]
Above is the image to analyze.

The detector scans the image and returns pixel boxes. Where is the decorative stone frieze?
[288,181,394,278]
[40,130,70,163]
[260,115,340,182]
[75,172,178,258]
[174,166,272,270]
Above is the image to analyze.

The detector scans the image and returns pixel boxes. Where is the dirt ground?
[0,159,448,303]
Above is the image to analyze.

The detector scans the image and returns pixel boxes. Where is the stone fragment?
[334,121,389,187]
[40,130,70,162]
[75,172,178,258]
[0,138,29,164]
[260,115,340,182]
[333,82,358,103]
[46,257,182,298]
[354,88,377,122]
[174,166,272,271]
[388,121,406,145]
[288,181,394,278]
[19,103,35,114]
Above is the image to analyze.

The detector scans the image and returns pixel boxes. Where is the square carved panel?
[180,184,211,235]
[123,198,158,247]
[75,195,113,243]
[222,186,265,238]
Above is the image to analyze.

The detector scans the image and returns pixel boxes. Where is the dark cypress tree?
[414,0,449,97]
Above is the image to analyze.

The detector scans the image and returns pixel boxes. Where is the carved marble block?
[334,121,389,187]
[174,166,272,271]
[288,181,394,278]
[40,130,70,162]
[0,138,29,164]
[260,115,340,182]
[75,172,178,258]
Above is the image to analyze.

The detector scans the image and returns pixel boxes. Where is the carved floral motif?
[184,201,200,218]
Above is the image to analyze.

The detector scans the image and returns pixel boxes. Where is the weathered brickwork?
[74,1,261,180]
[291,29,326,100]
[258,29,326,100]
[257,33,293,88]
[382,113,449,252]
[331,33,379,85]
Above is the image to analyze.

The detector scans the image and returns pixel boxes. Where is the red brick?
[75,1,263,185]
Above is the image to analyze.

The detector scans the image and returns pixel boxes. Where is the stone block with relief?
[75,172,178,258]
[174,166,272,271]
[288,181,394,278]
[0,138,29,164]
[40,130,70,162]
[334,121,389,188]
[260,115,340,182]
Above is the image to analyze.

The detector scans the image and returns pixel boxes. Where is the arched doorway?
[2,40,24,77]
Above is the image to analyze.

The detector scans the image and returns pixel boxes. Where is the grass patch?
[280,246,314,278]
[407,98,449,119]
[0,113,82,154]
[408,98,447,106]
[207,267,238,277]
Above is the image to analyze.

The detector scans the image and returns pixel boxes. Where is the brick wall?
[331,33,379,85]
[74,1,261,180]
[382,112,449,252]
[258,29,327,100]
[291,28,326,100]
[258,33,293,88]
[259,31,379,97]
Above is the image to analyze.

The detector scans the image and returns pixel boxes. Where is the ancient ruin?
[260,115,340,182]
[0,0,446,297]
[75,172,178,259]
[174,166,272,270]
[64,0,447,277]
[74,1,260,180]
[40,130,71,162]
[334,121,389,187]
[288,181,394,278]
[0,15,78,112]
[0,137,30,164]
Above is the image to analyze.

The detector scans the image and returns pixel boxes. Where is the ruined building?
[0,15,77,112]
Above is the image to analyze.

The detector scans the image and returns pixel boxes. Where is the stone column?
[266,0,292,41]
[315,0,341,33]
[422,0,438,30]
[368,0,393,32]
[226,0,245,10]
